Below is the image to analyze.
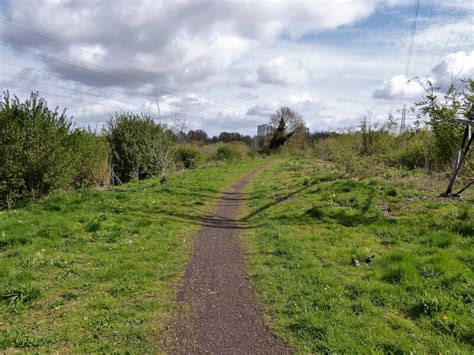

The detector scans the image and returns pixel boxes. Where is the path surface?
[168,166,289,354]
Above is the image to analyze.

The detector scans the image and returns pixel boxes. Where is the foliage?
[198,142,250,162]
[216,146,241,161]
[416,79,474,168]
[105,113,175,183]
[186,129,208,142]
[70,129,110,188]
[0,91,75,206]
[386,130,434,170]
[175,146,202,169]
[269,106,305,151]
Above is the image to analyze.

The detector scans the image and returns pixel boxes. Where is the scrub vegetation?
[1,79,472,352]
[243,157,473,353]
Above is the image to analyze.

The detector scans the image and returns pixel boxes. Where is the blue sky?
[0,0,473,135]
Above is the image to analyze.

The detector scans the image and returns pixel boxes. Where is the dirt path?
[167,166,289,354]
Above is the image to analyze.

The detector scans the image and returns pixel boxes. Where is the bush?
[416,80,473,169]
[105,113,175,183]
[0,91,75,205]
[70,129,110,188]
[216,146,240,161]
[175,146,201,169]
[387,131,434,170]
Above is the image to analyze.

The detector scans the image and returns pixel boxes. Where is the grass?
[0,159,265,352]
[242,157,474,353]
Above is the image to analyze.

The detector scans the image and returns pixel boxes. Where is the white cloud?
[0,0,376,89]
[373,75,425,100]
[256,57,311,85]
[1,0,472,135]
[288,92,313,104]
[374,51,474,100]
[431,51,474,87]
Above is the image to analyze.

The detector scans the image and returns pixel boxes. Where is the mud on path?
[166,166,289,354]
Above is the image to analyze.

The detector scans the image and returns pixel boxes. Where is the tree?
[187,129,208,142]
[151,125,176,188]
[416,79,473,168]
[268,106,305,150]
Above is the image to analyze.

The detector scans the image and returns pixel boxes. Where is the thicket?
[313,80,474,177]
[0,91,109,207]
[0,92,254,207]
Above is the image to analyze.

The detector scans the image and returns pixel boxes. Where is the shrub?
[386,130,434,170]
[105,113,175,183]
[0,91,75,205]
[416,80,473,169]
[70,129,110,188]
[175,146,202,169]
[216,146,240,161]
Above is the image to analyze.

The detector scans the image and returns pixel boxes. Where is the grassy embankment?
[0,159,264,352]
[243,157,473,353]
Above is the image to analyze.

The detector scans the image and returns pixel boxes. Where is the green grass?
[0,159,265,352]
[242,157,474,353]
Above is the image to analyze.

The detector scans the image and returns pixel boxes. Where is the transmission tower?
[400,104,406,133]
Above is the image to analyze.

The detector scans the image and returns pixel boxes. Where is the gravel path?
[168,166,289,354]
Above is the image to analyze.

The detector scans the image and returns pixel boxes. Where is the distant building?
[304,126,310,134]
[257,124,273,137]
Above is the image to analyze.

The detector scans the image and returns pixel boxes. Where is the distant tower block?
[257,124,273,137]
[400,104,406,133]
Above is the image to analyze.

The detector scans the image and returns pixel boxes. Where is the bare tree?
[152,125,175,188]
[269,106,305,136]
[268,106,305,150]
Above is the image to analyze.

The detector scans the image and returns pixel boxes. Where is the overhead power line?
[0,16,251,107]
[399,0,421,133]
[404,0,421,79]
[0,39,242,112]
[0,70,144,110]
[435,0,467,65]
[4,82,139,113]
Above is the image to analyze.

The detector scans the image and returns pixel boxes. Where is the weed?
[1,284,41,309]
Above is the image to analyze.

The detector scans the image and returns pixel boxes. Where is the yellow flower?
[443,315,448,321]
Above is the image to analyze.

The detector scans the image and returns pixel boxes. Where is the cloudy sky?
[1,0,473,136]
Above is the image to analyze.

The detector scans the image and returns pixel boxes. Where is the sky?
[0,0,473,136]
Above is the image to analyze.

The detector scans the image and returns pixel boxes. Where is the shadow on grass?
[240,182,319,222]
[151,204,263,230]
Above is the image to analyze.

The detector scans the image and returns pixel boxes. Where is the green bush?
[0,91,75,205]
[175,146,201,169]
[387,131,433,170]
[105,113,175,183]
[216,146,240,161]
[416,80,473,169]
[70,129,110,188]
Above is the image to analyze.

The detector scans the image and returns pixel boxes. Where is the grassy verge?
[0,159,265,352]
[243,157,473,353]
